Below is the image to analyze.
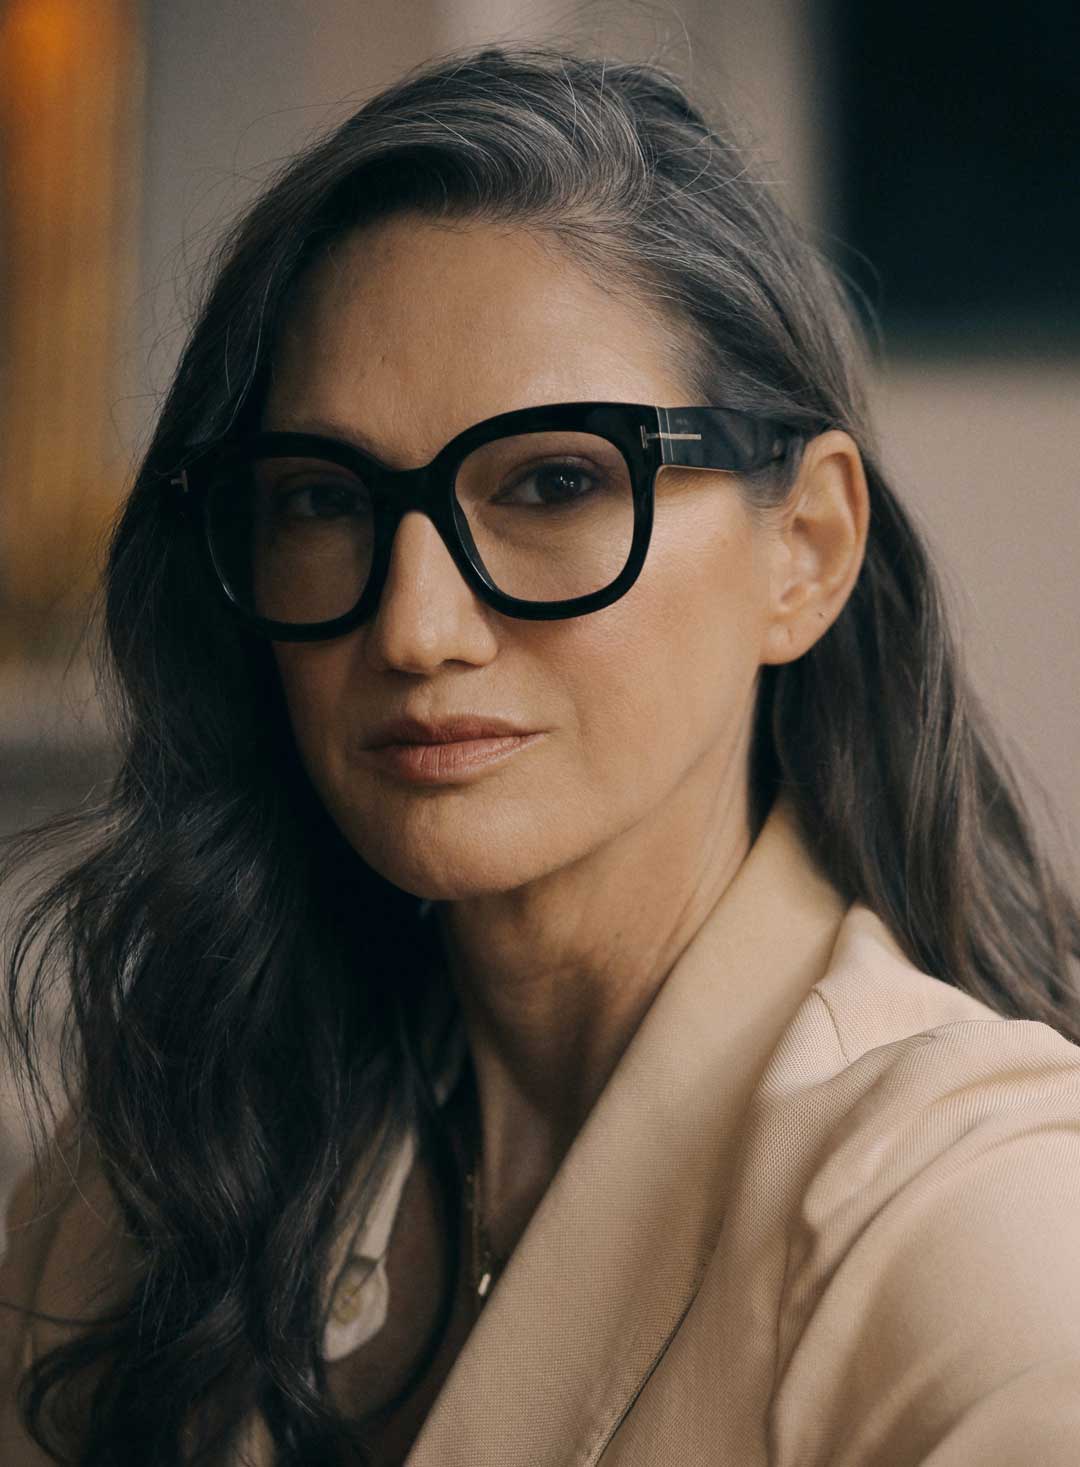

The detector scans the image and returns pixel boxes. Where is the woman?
[2,42,1079,1467]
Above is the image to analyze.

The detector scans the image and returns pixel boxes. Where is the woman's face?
[264,214,789,901]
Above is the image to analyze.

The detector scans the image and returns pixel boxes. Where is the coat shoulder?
[785,901,1080,1205]
[761,906,1080,1465]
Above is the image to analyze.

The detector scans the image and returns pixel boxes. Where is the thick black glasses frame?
[171,400,794,640]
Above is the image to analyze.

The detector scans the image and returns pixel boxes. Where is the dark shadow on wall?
[816,0,1080,360]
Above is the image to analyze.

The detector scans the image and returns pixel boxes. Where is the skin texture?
[264,212,870,1259]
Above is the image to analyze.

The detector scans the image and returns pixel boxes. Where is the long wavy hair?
[3,41,1078,1467]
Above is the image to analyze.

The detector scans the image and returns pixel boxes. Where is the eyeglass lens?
[203,430,637,623]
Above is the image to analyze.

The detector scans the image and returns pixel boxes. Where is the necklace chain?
[465,1148,508,1311]
[454,1058,509,1311]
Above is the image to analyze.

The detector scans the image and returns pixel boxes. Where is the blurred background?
[0,0,1078,1191]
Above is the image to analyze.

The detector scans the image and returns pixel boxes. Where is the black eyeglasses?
[170,400,796,640]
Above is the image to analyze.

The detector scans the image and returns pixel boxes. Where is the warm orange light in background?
[0,0,143,658]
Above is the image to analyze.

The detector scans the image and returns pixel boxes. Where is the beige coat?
[4,793,1080,1464]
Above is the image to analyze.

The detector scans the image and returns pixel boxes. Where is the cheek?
[271,642,351,785]
[565,508,764,779]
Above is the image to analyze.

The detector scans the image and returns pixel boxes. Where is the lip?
[365,714,537,748]
[366,732,544,783]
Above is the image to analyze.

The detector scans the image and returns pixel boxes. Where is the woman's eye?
[278,481,366,518]
[497,461,603,507]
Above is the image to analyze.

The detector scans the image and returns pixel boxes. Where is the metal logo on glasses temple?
[640,427,704,448]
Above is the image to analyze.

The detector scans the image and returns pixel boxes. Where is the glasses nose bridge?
[373,455,469,589]
[375,453,453,527]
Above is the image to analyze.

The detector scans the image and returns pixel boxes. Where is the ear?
[759,429,870,666]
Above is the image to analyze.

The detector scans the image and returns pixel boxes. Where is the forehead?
[264,213,687,462]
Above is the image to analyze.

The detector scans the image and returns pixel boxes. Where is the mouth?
[364,732,544,783]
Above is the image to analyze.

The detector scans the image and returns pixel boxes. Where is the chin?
[322,768,594,900]
[347,822,564,904]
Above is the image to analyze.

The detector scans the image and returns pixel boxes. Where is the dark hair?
[3,40,1079,1466]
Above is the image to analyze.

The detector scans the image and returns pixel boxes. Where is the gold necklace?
[452,1055,510,1310]
[464,1150,508,1310]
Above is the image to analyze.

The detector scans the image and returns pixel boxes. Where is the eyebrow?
[263,416,397,465]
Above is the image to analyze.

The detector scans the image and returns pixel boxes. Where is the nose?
[363,510,497,673]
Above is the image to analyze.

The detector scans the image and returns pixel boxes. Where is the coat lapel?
[405,793,850,1466]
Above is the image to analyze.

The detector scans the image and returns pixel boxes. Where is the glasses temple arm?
[643,406,794,471]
